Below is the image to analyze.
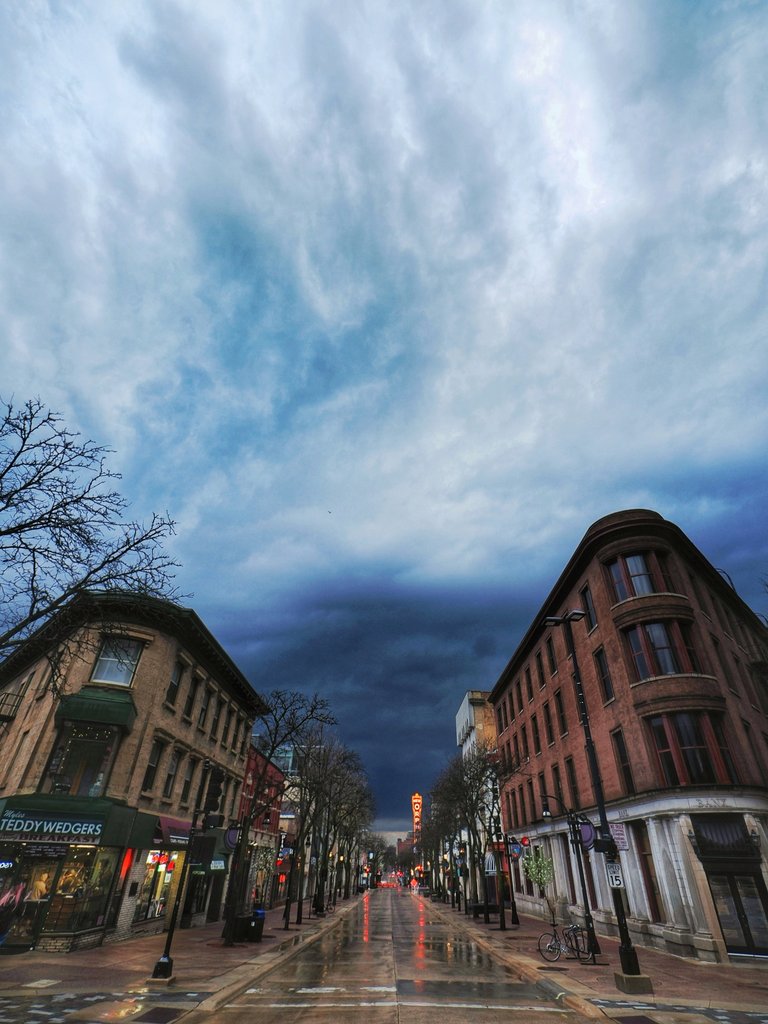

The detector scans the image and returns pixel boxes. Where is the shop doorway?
[708,872,768,956]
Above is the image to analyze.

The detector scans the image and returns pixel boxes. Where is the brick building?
[490,509,768,961]
[0,591,266,952]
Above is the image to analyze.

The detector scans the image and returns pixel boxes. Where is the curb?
[177,900,357,1023]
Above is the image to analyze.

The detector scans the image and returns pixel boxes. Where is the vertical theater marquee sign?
[411,792,422,850]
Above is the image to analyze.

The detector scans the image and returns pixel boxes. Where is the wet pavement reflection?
[214,889,585,1023]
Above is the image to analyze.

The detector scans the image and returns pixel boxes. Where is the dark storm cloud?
[2,1,768,830]
[220,583,536,823]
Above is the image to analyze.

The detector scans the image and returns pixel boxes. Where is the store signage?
[0,860,15,870]
[0,810,104,844]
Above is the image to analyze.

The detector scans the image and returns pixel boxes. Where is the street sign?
[606,861,625,888]
[609,823,629,851]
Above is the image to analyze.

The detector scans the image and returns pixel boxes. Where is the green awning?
[55,686,137,732]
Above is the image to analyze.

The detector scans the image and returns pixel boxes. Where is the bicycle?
[537,921,593,963]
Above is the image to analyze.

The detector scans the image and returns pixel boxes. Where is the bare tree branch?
[0,397,180,661]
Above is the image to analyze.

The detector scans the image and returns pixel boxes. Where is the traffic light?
[204,767,225,813]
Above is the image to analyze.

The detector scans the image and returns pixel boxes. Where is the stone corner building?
[490,508,768,961]
[0,591,266,953]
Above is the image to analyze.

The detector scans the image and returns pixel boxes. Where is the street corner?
[64,996,193,1022]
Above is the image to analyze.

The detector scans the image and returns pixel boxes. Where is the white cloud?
[1,0,767,617]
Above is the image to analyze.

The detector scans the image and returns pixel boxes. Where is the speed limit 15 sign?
[606,861,625,888]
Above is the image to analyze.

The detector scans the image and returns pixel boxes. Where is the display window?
[41,847,119,934]
[133,851,179,922]
[0,851,61,949]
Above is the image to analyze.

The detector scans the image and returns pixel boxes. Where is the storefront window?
[133,851,179,922]
[41,722,120,797]
[42,848,119,933]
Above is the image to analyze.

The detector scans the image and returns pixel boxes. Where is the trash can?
[234,913,252,941]
[250,905,266,942]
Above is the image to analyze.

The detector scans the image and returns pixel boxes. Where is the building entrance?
[708,871,768,956]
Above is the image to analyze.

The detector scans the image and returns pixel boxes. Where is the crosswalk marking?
[227,1000,571,1012]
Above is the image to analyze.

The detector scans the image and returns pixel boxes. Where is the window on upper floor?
[162,749,183,800]
[625,620,701,681]
[221,706,233,746]
[91,637,143,687]
[551,762,565,808]
[526,666,535,702]
[180,757,197,805]
[500,698,508,730]
[210,696,225,740]
[545,636,557,675]
[605,551,675,603]
[580,584,597,630]
[165,661,184,706]
[534,654,545,690]
[593,647,614,701]
[543,702,554,745]
[532,714,541,754]
[647,711,737,787]
[41,722,120,797]
[496,705,504,736]
[182,675,201,719]
[514,678,523,715]
[197,688,211,730]
[564,755,580,809]
[554,688,568,735]
[711,635,737,693]
[141,737,166,792]
[611,728,635,794]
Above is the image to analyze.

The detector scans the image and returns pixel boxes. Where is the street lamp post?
[152,760,211,979]
[498,831,520,926]
[542,792,599,961]
[544,611,642,978]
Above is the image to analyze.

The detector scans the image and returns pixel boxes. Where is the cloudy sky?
[2,0,767,832]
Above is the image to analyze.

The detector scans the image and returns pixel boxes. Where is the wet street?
[211,889,585,1023]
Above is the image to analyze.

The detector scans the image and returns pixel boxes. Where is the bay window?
[625,620,700,680]
[648,711,737,786]
[606,551,675,603]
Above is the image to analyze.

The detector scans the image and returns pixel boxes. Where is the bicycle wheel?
[538,931,562,962]
[570,927,593,963]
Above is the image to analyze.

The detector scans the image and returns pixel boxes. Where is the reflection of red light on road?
[363,891,370,942]
[416,910,425,962]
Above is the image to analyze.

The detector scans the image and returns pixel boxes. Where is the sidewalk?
[1,892,766,1021]
[0,896,354,1017]
[424,896,768,1019]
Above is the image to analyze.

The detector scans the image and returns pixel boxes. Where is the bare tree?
[222,690,335,943]
[0,397,178,662]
